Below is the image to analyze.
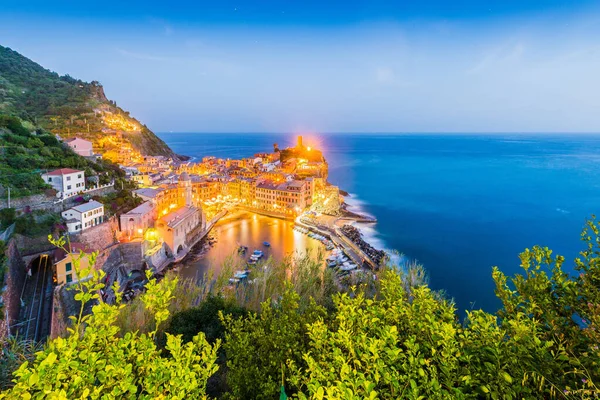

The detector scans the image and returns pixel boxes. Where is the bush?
[1,237,220,398]
[222,287,327,399]
[0,208,15,230]
[167,294,246,344]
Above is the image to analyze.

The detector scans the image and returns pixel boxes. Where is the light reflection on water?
[178,212,325,282]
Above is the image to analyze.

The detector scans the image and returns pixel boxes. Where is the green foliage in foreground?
[222,287,327,399]
[1,220,599,399]
[0,236,220,399]
[167,294,246,345]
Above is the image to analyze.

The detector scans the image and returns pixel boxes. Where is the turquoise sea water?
[158,133,600,313]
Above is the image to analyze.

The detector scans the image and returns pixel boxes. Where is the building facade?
[54,243,94,285]
[41,168,85,197]
[61,200,104,233]
[119,201,157,238]
[65,137,94,157]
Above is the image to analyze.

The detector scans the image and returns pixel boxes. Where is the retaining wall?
[1,240,26,338]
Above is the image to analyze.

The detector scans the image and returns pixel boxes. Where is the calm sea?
[157,132,600,313]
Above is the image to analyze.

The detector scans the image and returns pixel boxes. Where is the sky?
[2,0,600,133]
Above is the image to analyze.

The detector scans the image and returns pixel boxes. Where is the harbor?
[177,211,327,282]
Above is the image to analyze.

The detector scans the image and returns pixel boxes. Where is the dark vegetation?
[1,220,599,398]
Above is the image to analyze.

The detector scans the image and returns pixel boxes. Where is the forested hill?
[0,45,176,158]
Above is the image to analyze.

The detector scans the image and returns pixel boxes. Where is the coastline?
[163,142,390,281]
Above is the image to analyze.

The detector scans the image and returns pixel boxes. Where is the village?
[37,134,348,288]
[2,113,384,344]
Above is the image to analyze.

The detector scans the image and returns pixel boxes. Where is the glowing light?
[307,146,312,151]
[137,228,143,234]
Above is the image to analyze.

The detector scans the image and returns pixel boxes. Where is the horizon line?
[156,131,600,135]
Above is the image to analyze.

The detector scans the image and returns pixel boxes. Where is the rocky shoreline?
[339,224,387,266]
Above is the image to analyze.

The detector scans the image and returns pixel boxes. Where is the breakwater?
[339,225,386,266]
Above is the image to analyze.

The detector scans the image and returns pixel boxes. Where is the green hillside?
[0,115,125,198]
[0,45,175,158]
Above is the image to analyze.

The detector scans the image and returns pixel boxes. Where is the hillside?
[0,115,126,198]
[0,45,176,159]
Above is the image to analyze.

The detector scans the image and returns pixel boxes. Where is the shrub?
[1,236,220,399]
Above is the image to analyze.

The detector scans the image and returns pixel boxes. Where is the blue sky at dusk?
[2,0,600,133]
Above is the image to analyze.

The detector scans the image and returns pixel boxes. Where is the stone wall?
[49,285,67,339]
[2,193,60,213]
[73,217,119,253]
[2,185,116,214]
[1,240,26,338]
[14,234,56,257]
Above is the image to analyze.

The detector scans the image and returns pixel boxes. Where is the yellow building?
[53,243,95,285]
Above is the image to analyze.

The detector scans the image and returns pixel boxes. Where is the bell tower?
[179,172,192,206]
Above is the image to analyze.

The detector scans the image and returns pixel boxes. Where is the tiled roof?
[122,201,155,215]
[70,200,104,213]
[134,187,164,199]
[44,168,84,176]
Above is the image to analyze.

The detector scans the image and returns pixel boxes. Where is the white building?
[61,200,104,233]
[65,137,93,157]
[119,201,156,238]
[41,168,85,197]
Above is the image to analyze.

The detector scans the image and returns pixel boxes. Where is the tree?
[1,236,220,399]
[167,294,246,345]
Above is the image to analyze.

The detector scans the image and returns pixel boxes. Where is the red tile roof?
[53,242,97,263]
[45,168,84,176]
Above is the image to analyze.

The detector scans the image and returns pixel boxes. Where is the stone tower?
[179,172,192,206]
[297,135,303,148]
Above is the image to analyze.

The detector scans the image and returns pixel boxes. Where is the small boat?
[327,260,338,268]
[340,262,357,272]
[253,250,264,257]
[234,271,248,279]
[250,254,260,261]
[247,259,257,265]
[263,241,271,247]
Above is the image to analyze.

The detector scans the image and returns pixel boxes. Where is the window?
[66,262,72,272]
[48,177,52,182]
[67,185,71,190]
[66,274,73,283]
[78,174,82,179]
[67,176,71,181]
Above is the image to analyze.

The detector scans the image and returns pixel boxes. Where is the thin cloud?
[466,42,526,74]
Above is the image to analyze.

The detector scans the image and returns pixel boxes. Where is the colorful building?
[65,137,94,157]
[54,243,95,285]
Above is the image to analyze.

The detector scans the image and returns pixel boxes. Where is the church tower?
[179,172,192,206]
